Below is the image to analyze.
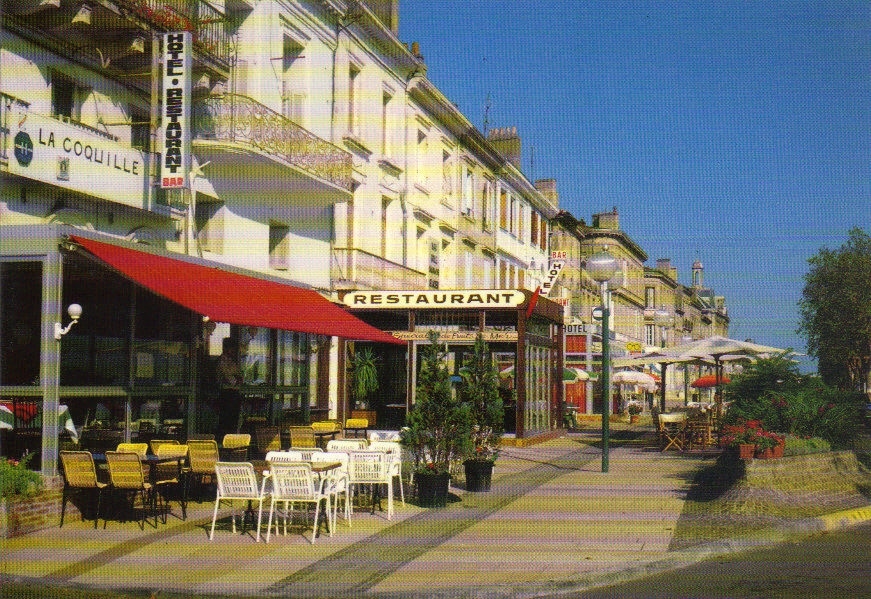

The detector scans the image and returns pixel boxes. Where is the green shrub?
[0,453,43,499]
[783,434,831,456]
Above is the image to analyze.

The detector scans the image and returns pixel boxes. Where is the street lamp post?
[587,247,619,473]
[654,306,670,412]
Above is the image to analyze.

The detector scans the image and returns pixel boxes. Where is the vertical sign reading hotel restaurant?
[161,32,191,189]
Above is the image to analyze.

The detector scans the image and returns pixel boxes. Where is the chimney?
[592,207,619,230]
[656,258,678,281]
[364,1,400,35]
[535,179,558,205]
[488,126,522,170]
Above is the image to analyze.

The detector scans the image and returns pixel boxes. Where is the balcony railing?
[192,94,353,191]
[118,0,230,66]
[332,248,427,291]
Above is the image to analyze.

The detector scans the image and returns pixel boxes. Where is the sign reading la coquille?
[6,111,148,210]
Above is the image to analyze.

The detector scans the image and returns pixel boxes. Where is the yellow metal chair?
[59,450,109,529]
[105,450,160,529]
[288,425,317,449]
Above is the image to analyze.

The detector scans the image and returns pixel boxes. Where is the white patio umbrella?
[611,370,657,386]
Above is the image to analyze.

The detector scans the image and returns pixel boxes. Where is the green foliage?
[798,227,871,391]
[401,332,472,474]
[459,334,503,462]
[350,346,380,408]
[783,434,831,456]
[724,356,865,448]
[0,453,43,500]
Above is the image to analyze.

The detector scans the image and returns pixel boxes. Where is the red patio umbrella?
[691,374,730,388]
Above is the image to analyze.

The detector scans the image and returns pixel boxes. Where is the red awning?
[70,236,404,345]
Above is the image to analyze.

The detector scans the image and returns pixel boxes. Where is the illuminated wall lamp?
[54,303,82,340]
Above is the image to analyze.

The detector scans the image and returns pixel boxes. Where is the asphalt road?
[564,522,871,599]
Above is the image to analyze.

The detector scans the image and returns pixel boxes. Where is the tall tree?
[798,227,871,391]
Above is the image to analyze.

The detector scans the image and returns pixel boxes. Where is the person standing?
[216,338,243,438]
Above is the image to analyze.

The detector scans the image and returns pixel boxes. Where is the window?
[348,63,360,135]
[463,242,475,288]
[482,252,493,287]
[428,240,440,289]
[531,211,540,246]
[461,166,473,216]
[195,200,224,254]
[498,260,507,288]
[539,218,547,251]
[442,150,452,198]
[416,129,428,186]
[381,89,393,156]
[645,324,656,347]
[51,71,87,121]
[645,287,655,308]
[499,189,508,230]
[510,195,518,236]
[130,108,149,150]
[269,223,291,270]
[282,35,307,126]
[1,261,42,386]
[482,178,493,231]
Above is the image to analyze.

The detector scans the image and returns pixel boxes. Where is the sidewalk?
[2,427,869,599]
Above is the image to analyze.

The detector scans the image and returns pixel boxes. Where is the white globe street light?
[587,247,618,473]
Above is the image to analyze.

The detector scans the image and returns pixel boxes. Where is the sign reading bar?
[161,31,191,189]
[344,290,526,309]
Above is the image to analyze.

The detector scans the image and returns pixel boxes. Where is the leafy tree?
[798,227,871,392]
[401,332,472,473]
[459,334,503,462]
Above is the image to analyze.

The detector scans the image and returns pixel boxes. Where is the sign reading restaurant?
[161,31,191,189]
[343,290,526,309]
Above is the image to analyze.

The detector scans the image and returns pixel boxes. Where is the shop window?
[130,107,149,149]
[0,261,42,386]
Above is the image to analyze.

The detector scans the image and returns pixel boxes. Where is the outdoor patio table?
[261,461,341,538]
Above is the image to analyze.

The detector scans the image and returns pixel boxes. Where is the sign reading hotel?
[161,31,191,189]
[6,111,147,209]
[540,252,566,297]
[343,290,526,309]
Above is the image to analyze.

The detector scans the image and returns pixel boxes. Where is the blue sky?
[399,1,870,372]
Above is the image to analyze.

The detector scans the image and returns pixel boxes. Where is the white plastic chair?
[314,451,351,529]
[266,462,332,544]
[348,450,393,520]
[327,439,368,452]
[210,462,269,542]
[368,441,405,505]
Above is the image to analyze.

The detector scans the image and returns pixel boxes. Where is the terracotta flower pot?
[755,447,775,460]
[737,443,755,460]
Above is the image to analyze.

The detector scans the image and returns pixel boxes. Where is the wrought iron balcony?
[192,94,353,191]
[332,248,427,291]
[118,0,230,67]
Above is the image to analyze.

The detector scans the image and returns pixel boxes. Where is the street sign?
[592,306,604,321]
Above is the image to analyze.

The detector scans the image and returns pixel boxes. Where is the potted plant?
[459,334,503,492]
[349,345,379,415]
[627,401,643,424]
[401,332,471,506]
[721,419,764,459]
